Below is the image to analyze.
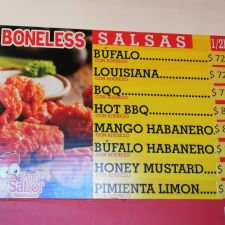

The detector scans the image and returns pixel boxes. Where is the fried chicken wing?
[0,84,22,126]
[0,122,64,162]
[24,100,65,124]
[50,103,92,145]
[5,76,45,118]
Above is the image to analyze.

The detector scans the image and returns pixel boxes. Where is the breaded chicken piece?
[0,122,64,162]
[50,103,92,144]
[24,100,65,124]
[5,76,45,118]
[0,84,22,126]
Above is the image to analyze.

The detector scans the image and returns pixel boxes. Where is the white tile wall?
[0,0,224,35]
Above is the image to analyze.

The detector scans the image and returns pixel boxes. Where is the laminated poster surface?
[0,25,224,199]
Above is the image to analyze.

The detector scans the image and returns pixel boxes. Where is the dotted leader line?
[157,76,210,80]
[149,112,213,117]
[121,93,211,98]
[204,171,217,174]
[200,191,217,194]
[139,57,208,63]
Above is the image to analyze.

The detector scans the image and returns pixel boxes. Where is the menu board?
[0,25,224,199]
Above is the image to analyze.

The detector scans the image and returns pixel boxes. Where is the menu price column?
[209,35,225,198]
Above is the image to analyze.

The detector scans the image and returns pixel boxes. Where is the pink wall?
[0,199,224,225]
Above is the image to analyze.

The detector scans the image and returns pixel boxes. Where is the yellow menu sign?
[92,31,225,199]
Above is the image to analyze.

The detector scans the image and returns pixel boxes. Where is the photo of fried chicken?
[0,84,22,126]
[0,121,64,162]
[50,103,93,145]
[0,72,93,162]
[0,27,93,198]
[0,72,93,163]
[5,75,45,118]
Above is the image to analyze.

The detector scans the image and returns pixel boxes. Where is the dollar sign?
[218,184,224,194]
[212,88,216,97]
[217,165,223,174]
[210,71,214,79]
[217,144,222,154]
[214,107,218,115]
[214,124,219,133]
[208,53,213,62]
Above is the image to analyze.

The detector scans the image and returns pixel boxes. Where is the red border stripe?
[217,120,225,122]
[215,100,225,104]
[220,157,225,162]
[218,138,225,142]
[214,83,225,86]
[212,65,225,68]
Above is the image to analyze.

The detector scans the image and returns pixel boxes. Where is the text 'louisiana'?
[94,67,159,78]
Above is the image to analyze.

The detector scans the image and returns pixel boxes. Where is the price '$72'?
[208,53,225,63]
[212,88,225,97]
[210,70,225,79]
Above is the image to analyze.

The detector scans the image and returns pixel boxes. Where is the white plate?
[0,70,71,100]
